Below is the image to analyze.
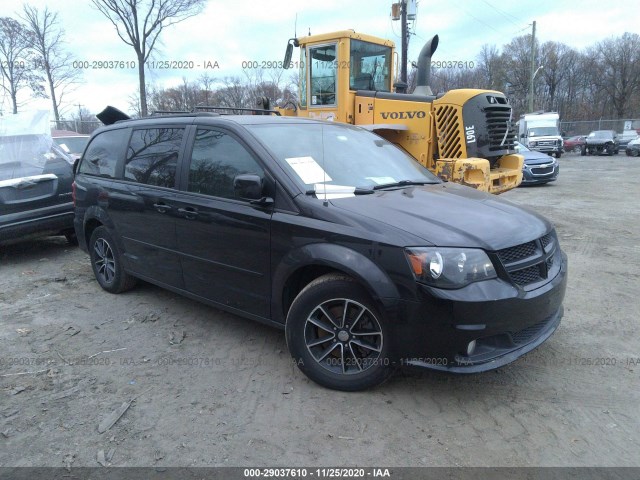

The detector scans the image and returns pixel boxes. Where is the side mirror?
[283,43,293,70]
[234,174,264,200]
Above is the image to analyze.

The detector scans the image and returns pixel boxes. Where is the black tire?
[581,146,587,156]
[285,274,394,391]
[555,152,562,159]
[89,226,137,293]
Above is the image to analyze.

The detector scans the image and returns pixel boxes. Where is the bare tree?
[476,44,505,91]
[590,33,640,118]
[0,17,43,113]
[199,73,215,106]
[91,0,206,117]
[21,5,81,123]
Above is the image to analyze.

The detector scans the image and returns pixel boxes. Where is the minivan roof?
[101,114,332,128]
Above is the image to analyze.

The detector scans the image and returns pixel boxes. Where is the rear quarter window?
[78,129,129,178]
[124,128,184,188]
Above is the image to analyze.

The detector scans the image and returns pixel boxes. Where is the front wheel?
[285,274,394,391]
[89,226,137,293]
[555,152,562,158]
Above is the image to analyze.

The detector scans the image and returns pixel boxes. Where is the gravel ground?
[0,152,638,468]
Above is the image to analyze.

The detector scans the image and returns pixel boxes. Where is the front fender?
[272,243,401,324]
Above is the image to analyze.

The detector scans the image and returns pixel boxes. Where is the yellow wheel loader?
[278,30,523,194]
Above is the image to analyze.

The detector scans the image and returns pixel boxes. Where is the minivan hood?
[329,183,551,250]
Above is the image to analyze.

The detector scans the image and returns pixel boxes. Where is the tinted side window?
[124,128,183,187]
[188,129,264,199]
[79,129,129,178]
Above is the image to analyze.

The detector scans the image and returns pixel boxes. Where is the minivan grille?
[434,105,463,158]
[497,241,537,263]
[510,265,544,285]
[496,231,558,287]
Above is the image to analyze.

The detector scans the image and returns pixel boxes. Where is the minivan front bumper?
[389,250,568,372]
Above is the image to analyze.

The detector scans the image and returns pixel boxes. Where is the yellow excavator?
[276,30,523,194]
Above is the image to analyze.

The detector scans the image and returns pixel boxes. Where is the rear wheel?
[89,226,136,293]
[285,274,394,391]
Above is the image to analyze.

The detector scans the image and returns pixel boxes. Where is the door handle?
[178,207,199,219]
[153,203,172,213]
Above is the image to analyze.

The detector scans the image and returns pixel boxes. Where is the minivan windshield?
[247,123,439,192]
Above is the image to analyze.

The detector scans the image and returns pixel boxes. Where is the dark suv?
[582,130,619,156]
[1,132,76,244]
[73,111,568,391]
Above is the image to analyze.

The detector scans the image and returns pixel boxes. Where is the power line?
[481,0,524,26]
[512,24,532,36]
[463,10,504,35]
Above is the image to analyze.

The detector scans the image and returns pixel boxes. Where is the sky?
[0,0,636,118]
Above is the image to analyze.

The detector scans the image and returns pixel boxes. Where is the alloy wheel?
[93,238,116,284]
[304,298,383,375]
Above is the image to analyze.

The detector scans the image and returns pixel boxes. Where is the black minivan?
[73,112,567,391]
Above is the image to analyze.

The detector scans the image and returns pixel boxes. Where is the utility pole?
[528,20,537,112]
[392,0,413,93]
[401,0,408,89]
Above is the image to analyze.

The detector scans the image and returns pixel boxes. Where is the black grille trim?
[540,232,554,251]
[510,265,544,285]
[497,241,537,263]
[496,231,558,287]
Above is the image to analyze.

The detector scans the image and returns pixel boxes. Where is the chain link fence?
[50,120,102,135]
[560,119,640,136]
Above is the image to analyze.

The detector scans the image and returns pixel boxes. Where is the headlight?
[405,247,497,288]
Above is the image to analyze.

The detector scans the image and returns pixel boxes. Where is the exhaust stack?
[413,35,439,96]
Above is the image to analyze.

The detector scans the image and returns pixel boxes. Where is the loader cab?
[286,31,395,124]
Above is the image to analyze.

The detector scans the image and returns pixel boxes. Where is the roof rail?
[150,110,220,117]
[194,105,281,116]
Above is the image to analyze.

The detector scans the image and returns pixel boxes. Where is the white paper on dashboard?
[285,156,332,184]
[313,184,355,199]
[366,176,396,185]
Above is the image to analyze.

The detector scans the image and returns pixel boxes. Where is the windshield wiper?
[305,187,374,196]
[372,180,438,190]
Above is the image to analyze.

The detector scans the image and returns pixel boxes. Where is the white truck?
[518,112,563,158]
